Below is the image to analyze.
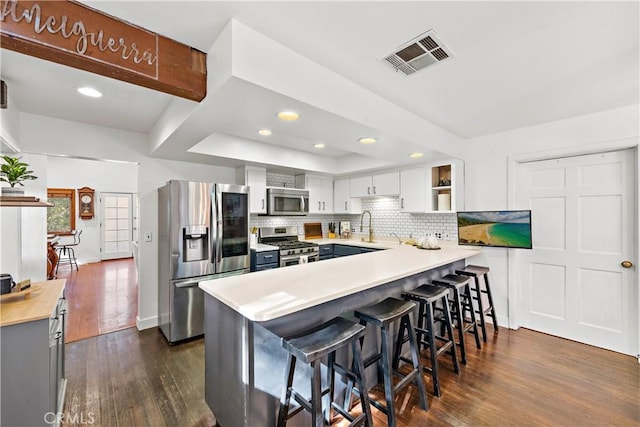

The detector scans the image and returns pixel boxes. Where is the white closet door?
[101,193,133,260]
[515,149,636,355]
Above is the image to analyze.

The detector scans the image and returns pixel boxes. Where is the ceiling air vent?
[384,30,454,76]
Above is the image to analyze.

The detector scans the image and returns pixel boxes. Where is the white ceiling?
[1,1,638,173]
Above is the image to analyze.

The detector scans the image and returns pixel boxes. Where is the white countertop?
[304,237,400,249]
[251,243,280,252]
[200,241,481,322]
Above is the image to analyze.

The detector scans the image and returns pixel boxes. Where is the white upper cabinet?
[333,178,362,214]
[349,172,400,197]
[349,176,372,198]
[237,166,267,214]
[400,167,427,212]
[372,172,400,196]
[399,160,464,213]
[295,174,333,214]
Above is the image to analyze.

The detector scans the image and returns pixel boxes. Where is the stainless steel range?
[259,226,319,267]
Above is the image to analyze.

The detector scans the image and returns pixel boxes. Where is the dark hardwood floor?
[58,258,137,343]
[63,325,640,426]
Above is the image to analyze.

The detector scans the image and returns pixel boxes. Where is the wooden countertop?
[0,280,65,327]
[200,243,480,322]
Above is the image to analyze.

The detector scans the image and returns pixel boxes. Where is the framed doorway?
[101,192,133,260]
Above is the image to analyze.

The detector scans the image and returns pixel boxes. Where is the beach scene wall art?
[457,210,532,249]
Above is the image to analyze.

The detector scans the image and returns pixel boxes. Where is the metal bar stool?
[55,229,82,274]
[399,284,459,397]
[277,317,373,427]
[346,297,428,427]
[432,274,482,365]
[455,265,499,342]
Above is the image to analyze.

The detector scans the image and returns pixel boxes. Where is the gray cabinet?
[319,244,334,260]
[319,244,383,259]
[333,244,383,258]
[333,244,362,257]
[250,249,279,271]
[1,287,66,427]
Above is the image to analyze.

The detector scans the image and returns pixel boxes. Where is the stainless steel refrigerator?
[158,180,250,343]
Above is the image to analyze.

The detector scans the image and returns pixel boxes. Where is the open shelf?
[0,196,53,207]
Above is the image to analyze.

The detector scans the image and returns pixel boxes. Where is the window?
[47,188,76,235]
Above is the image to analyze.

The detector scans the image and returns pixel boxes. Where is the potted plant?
[0,155,38,195]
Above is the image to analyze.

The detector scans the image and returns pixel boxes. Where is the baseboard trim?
[136,315,158,331]
[496,314,509,329]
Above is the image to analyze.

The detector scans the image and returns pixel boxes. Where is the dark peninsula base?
[204,260,463,427]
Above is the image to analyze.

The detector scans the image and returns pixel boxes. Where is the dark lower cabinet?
[333,245,361,257]
[333,244,381,258]
[319,244,334,260]
[250,249,279,271]
[360,247,378,253]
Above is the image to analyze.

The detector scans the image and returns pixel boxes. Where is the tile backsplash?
[250,193,458,241]
[266,172,296,188]
[360,197,458,240]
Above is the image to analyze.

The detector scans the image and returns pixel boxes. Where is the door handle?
[345,201,348,211]
[322,201,325,211]
[318,201,321,210]
[261,199,264,210]
[621,260,633,268]
[401,198,404,208]
[373,186,376,194]
[367,186,370,195]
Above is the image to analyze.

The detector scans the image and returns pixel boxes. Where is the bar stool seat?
[432,274,482,365]
[400,284,459,397]
[348,297,428,427]
[277,317,373,427]
[455,265,499,342]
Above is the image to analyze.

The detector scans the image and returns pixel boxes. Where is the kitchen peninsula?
[199,242,480,427]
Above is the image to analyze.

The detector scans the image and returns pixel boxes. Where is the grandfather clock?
[78,187,95,219]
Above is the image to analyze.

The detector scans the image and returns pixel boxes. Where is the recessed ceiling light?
[358,137,377,144]
[277,111,299,121]
[258,129,272,136]
[77,87,102,98]
[313,143,325,149]
[409,152,424,159]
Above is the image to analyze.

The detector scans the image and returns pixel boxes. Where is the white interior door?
[101,193,133,260]
[516,149,637,355]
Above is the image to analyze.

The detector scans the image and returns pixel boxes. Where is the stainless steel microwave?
[266,187,309,216]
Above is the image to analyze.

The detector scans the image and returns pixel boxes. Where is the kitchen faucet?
[390,232,402,244]
[360,210,374,243]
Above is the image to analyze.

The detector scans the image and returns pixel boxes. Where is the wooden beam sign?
[0,0,206,101]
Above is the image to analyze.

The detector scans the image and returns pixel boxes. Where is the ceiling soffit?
[149,19,463,174]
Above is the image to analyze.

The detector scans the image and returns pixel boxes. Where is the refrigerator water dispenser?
[183,225,208,262]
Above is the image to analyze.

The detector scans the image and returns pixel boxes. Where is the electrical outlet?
[444,232,450,240]
[435,232,442,239]
[144,232,152,242]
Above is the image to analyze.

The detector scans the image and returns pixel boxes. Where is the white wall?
[0,93,21,151]
[19,113,237,330]
[47,156,138,263]
[462,104,640,327]
[0,153,48,283]
[0,92,46,282]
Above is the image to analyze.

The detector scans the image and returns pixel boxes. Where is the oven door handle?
[300,196,306,213]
